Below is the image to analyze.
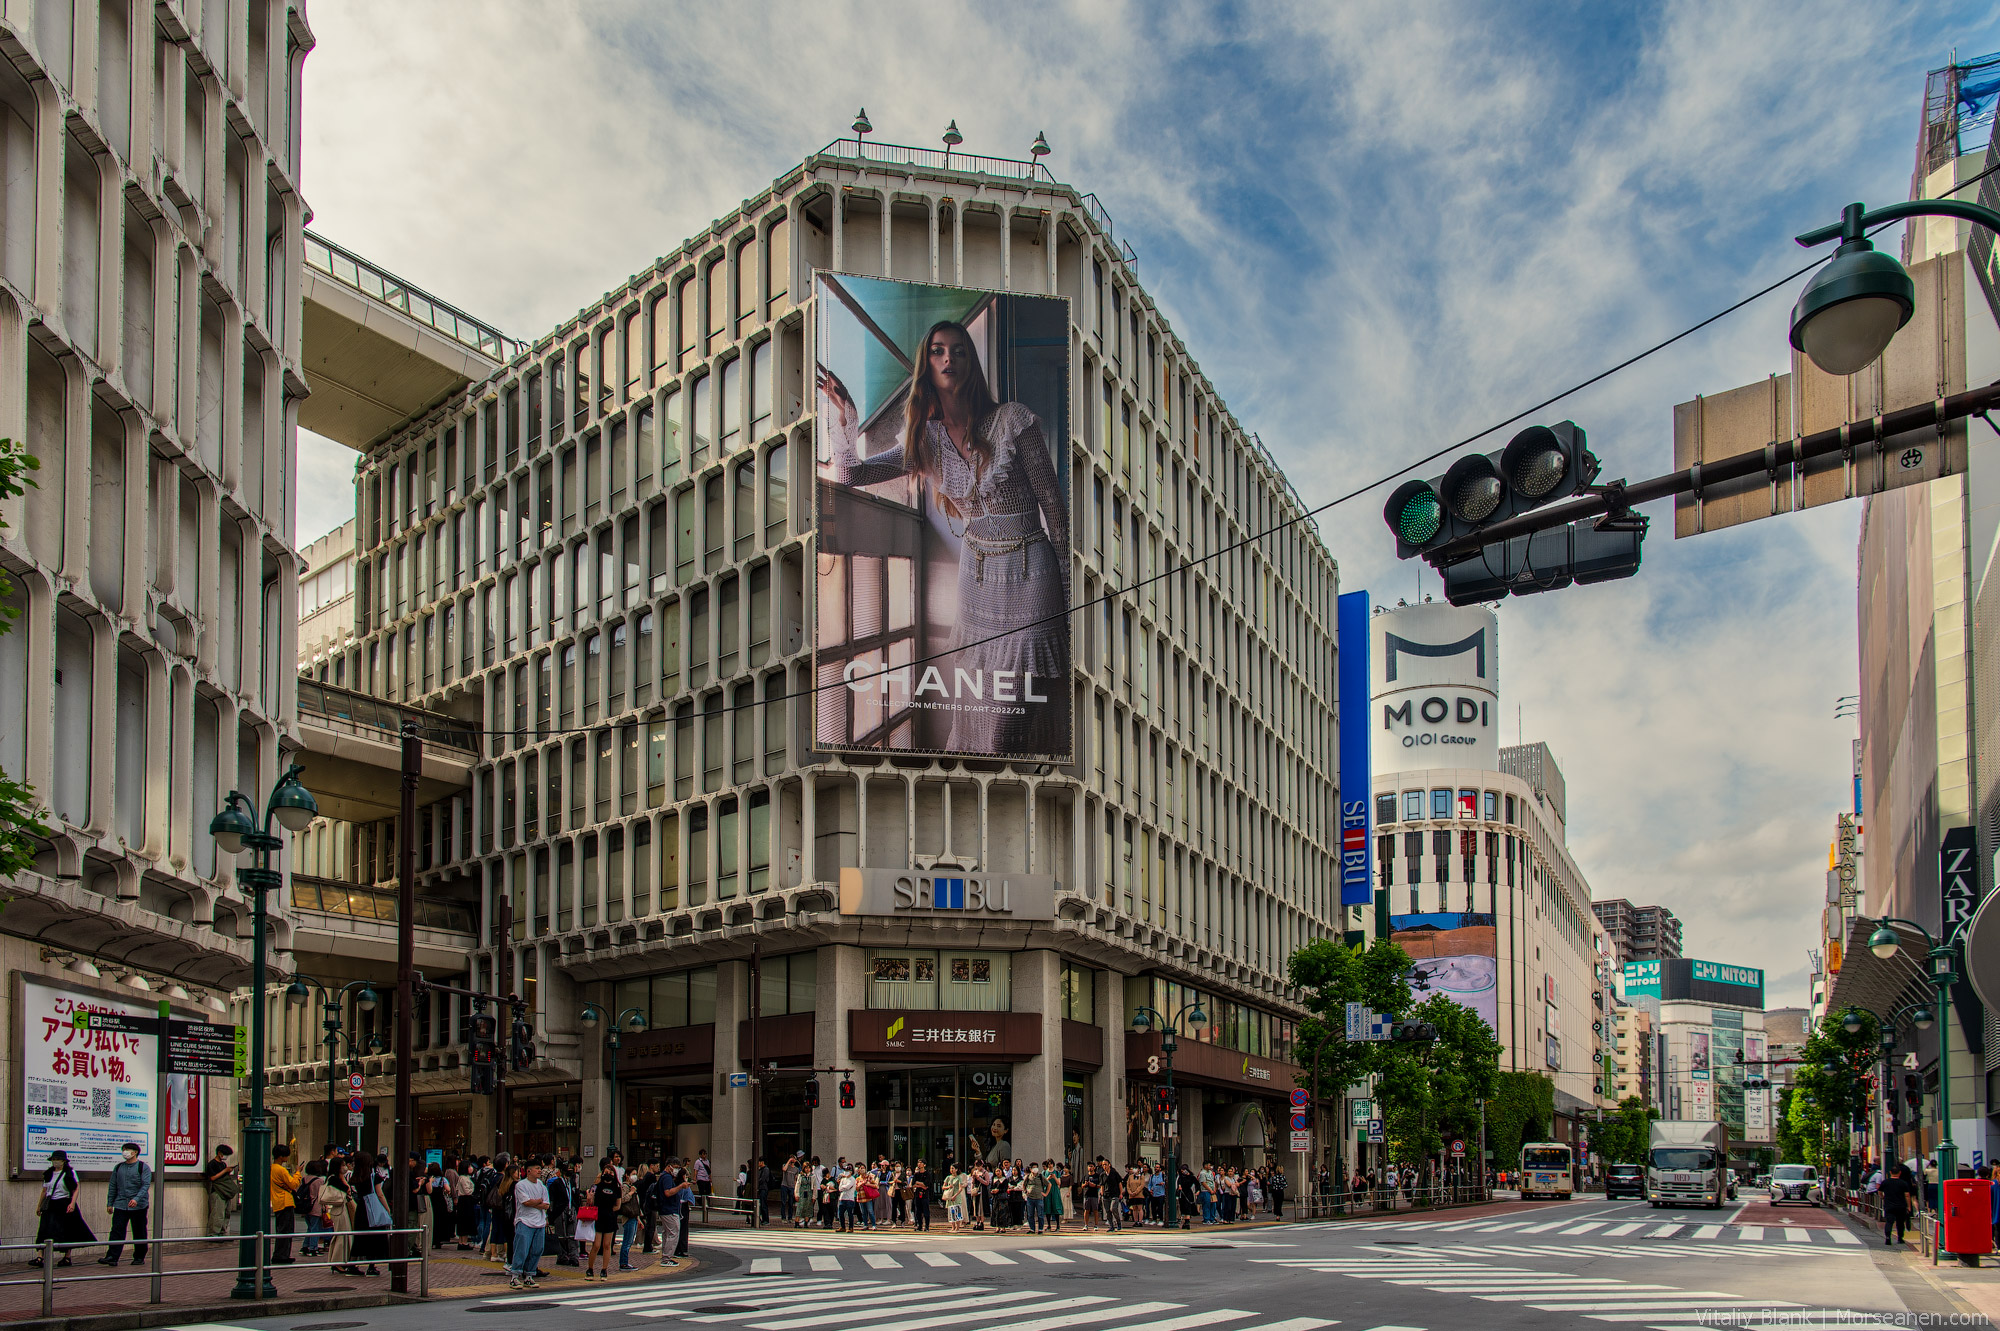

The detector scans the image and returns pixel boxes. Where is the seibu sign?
[1370,602,1500,775]
[840,867,1057,921]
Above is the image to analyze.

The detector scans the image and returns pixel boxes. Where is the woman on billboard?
[817,319,1069,756]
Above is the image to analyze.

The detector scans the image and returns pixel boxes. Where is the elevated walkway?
[293,678,479,823]
[299,230,523,451]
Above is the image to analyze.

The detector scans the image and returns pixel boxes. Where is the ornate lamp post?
[209,765,317,1300]
[579,1003,649,1155]
[1129,999,1208,1228]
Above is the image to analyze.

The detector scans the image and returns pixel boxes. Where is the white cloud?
[293,0,1987,1004]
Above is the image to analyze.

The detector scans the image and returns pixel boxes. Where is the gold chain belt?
[963,528,1047,584]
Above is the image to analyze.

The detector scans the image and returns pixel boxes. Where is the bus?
[1519,1141,1574,1199]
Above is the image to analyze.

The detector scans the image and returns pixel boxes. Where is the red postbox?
[1941,1178,1993,1259]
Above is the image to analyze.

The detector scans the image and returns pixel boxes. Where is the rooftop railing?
[304,229,524,364]
[295,678,480,755]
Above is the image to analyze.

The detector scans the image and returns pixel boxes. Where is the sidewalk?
[0,1234,699,1329]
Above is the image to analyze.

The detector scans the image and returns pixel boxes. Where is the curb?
[1827,1204,1985,1322]
[1,1290,422,1331]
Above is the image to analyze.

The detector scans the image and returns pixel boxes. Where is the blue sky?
[295,1,1998,1006]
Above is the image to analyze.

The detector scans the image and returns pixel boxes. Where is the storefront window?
[612,965,720,1031]
[1060,962,1097,1022]
[864,1066,1012,1172]
[867,949,1011,1011]
[623,1083,712,1164]
[510,1091,582,1159]
[757,951,818,1015]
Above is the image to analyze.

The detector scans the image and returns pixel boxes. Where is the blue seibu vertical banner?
[1337,590,1373,906]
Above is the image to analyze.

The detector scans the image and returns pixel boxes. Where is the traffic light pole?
[1422,382,2000,567]
[391,723,419,1294]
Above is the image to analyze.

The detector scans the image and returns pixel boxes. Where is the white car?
[1768,1164,1821,1205]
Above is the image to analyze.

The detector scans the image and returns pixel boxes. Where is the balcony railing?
[290,874,476,933]
[296,678,480,755]
[304,229,524,364]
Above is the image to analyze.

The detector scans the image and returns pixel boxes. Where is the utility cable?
[389,181,1995,745]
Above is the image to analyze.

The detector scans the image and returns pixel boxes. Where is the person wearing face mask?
[31,1151,95,1266]
[100,1142,152,1266]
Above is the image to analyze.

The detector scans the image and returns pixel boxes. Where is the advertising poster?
[1689,1071,1713,1120]
[814,274,1072,761]
[1690,1029,1711,1074]
[18,977,204,1174]
[1389,912,1498,1034]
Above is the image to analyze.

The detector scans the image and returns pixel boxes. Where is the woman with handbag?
[30,1151,95,1265]
[320,1161,357,1274]
[351,1152,393,1277]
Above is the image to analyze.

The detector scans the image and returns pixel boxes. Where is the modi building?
[271,130,1344,1183]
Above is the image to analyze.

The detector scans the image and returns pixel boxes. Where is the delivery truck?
[1647,1120,1733,1208]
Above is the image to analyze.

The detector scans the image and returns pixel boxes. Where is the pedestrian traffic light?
[838,1078,856,1109]
[1154,1086,1176,1117]
[510,1018,534,1072]
[1384,423,1599,562]
[469,1011,499,1094]
[1904,1073,1923,1112]
[803,1079,820,1109]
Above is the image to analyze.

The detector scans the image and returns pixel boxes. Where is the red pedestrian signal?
[838,1078,856,1109]
[803,1079,820,1109]
[1154,1086,1175,1116]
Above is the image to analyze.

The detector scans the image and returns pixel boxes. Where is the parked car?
[1605,1163,1647,1199]
[1768,1163,1821,1205]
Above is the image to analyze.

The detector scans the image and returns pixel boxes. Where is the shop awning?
[1824,916,1934,1026]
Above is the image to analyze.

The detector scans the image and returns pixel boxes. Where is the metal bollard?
[255,1229,267,1300]
[420,1239,429,1298]
[40,1239,53,1318]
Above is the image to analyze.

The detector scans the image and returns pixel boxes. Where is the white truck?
[1647,1120,1733,1208]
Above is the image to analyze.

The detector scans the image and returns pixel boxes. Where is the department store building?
[275,134,1345,1182]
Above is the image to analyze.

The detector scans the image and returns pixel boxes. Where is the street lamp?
[942,119,963,169]
[209,764,317,1300]
[1791,198,2000,375]
[851,108,872,153]
[287,974,381,1153]
[1129,999,1208,1229]
[1868,916,1967,1262]
[580,1003,648,1156]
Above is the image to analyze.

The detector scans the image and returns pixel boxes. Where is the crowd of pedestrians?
[747,1154,1291,1232]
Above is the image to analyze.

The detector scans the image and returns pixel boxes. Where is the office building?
[1367,601,1612,1155]
[1591,898,1683,967]
[265,132,1344,1183]
[0,0,316,1238]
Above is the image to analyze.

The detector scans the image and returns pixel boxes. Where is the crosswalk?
[1250,1254,1896,1327]
[514,1272,1418,1331]
[1293,1216,1863,1247]
[743,1245,1190,1274]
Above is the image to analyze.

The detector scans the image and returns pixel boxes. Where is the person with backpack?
[454,1156,481,1248]
[1881,1163,1919,1246]
[483,1159,516,1266]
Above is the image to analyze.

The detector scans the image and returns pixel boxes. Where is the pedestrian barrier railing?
[0,1227,428,1318]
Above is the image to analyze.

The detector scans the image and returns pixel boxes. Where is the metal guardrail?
[813,137,1055,183]
[304,230,522,364]
[296,678,481,754]
[291,874,476,933]
[0,1226,427,1317]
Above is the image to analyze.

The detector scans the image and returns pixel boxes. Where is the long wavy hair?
[903,321,999,508]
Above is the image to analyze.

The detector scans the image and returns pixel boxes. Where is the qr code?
[91,1088,110,1118]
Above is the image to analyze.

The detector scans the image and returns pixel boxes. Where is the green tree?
[1784,1009,1880,1169]
[1593,1095,1657,1165]
[1775,1087,1806,1165]
[0,438,50,885]
[1484,1071,1555,1168]
[1288,935,1421,1104]
[1377,992,1501,1166]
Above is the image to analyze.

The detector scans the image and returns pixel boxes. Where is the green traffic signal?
[1385,480,1444,556]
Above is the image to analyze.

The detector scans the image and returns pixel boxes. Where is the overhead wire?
[393,174,2000,746]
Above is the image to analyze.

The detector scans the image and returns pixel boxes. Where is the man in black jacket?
[1881,1163,1919,1245]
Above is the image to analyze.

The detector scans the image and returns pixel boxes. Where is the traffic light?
[510,1017,534,1072]
[803,1079,820,1109]
[1904,1073,1923,1113]
[1439,516,1646,606]
[1390,1020,1437,1043]
[470,1011,499,1094]
[838,1078,856,1109]
[1383,422,1599,561]
[1154,1086,1177,1117]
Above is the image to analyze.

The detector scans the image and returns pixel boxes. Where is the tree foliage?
[0,437,50,884]
[1784,1008,1881,1169]
[1288,935,1423,1102]
[1593,1095,1658,1165]
[1484,1070,1555,1168]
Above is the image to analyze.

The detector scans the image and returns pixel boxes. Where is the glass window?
[1457,789,1477,818]
[1404,791,1423,820]
[1431,789,1451,819]
[1483,790,1498,820]
[1375,792,1396,826]
[867,949,1012,1012]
